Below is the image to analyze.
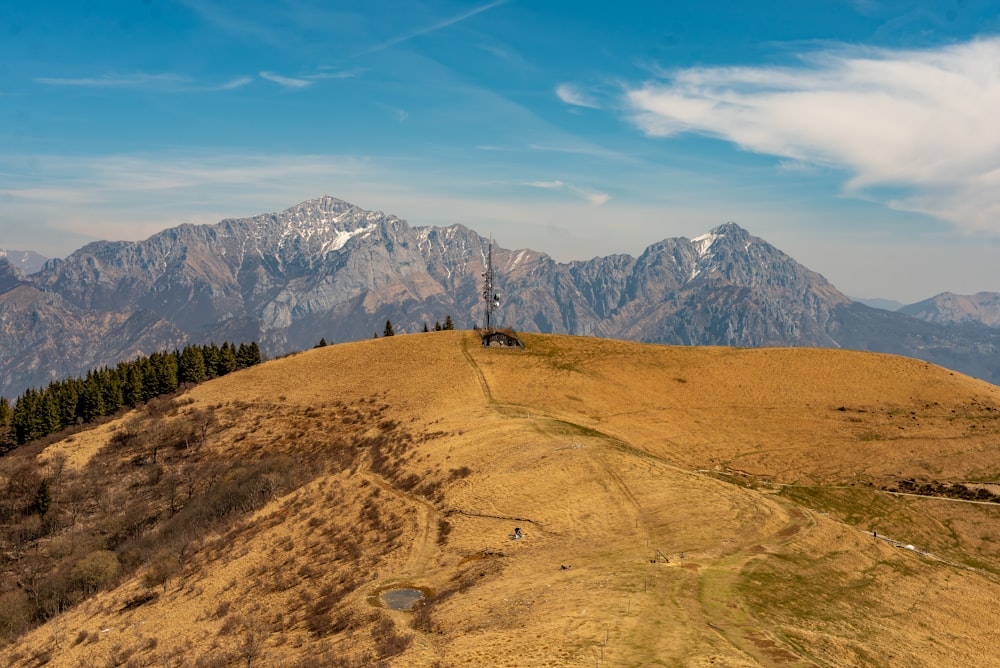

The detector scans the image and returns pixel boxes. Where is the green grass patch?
[779,485,1000,574]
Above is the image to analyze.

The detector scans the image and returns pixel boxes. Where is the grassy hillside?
[2,331,1000,667]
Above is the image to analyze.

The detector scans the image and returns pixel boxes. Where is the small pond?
[381,588,425,611]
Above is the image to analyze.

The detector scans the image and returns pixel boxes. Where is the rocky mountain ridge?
[900,291,1000,328]
[2,195,999,397]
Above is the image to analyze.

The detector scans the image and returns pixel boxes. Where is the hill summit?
[3,333,1000,666]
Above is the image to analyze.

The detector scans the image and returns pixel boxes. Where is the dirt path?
[363,469,440,580]
[460,336,495,405]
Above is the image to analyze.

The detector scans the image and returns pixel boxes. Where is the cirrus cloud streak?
[524,179,609,205]
[626,37,1000,234]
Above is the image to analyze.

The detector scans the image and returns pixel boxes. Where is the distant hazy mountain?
[2,196,998,397]
[853,297,905,311]
[0,249,49,275]
[899,292,1000,328]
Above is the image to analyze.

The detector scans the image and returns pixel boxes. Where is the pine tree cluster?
[430,315,455,332]
[377,315,455,337]
[0,341,262,454]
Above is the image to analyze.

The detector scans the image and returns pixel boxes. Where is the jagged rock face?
[38,198,404,333]
[0,258,27,295]
[0,283,186,394]
[2,196,999,397]
[900,292,1000,328]
[635,223,850,347]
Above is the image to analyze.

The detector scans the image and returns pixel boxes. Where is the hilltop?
[2,332,1000,666]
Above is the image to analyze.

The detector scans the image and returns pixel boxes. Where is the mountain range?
[2,195,999,398]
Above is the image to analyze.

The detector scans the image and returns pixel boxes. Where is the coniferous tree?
[140,358,159,403]
[316,338,328,348]
[422,322,429,333]
[0,396,14,453]
[434,321,442,331]
[34,479,52,516]
[124,363,144,407]
[179,345,207,385]
[236,342,261,368]
[99,368,124,415]
[57,380,80,428]
[40,388,61,435]
[444,315,455,330]
[218,342,238,375]
[12,389,37,444]
[79,374,106,423]
[383,320,395,337]
[162,351,180,392]
[202,343,221,379]
[145,352,176,396]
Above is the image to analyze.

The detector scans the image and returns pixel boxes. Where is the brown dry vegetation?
[2,331,1000,666]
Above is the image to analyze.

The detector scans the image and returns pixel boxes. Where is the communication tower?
[482,238,500,330]
[479,238,523,348]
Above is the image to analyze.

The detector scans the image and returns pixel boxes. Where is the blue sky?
[2,1,1000,302]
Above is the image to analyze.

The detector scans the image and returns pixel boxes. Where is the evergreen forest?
[0,342,262,454]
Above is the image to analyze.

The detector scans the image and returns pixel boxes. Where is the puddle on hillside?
[379,587,429,611]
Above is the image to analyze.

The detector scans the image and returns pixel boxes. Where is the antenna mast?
[482,238,500,330]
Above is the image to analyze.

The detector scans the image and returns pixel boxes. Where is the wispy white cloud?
[625,37,1000,234]
[580,189,610,206]
[523,179,609,205]
[259,71,312,88]
[306,69,361,81]
[555,83,600,109]
[479,43,512,60]
[35,72,254,92]
[215,76,254,90]
[527,143,632,162]
[35,73,189,87]
[358,0,508,56]
[258,68,359,87]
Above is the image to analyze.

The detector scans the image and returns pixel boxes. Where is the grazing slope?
[3,333,1000,667]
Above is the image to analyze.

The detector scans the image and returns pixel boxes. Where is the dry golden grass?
[4,331,1000,667]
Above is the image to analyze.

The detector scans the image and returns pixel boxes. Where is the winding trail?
[362,467,440,583]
